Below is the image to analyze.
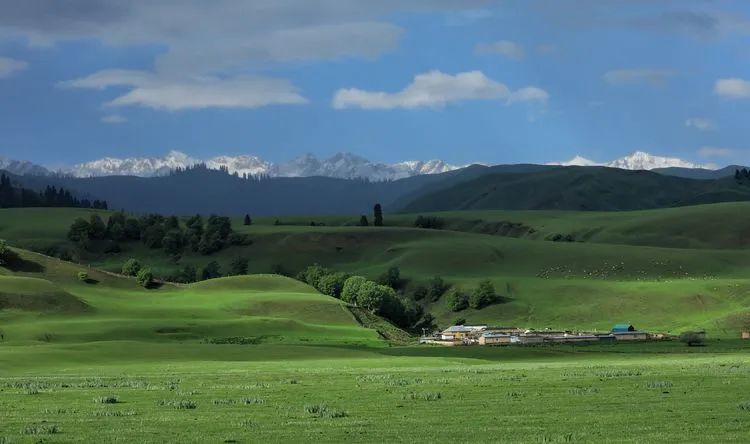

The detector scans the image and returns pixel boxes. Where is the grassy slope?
[399,166,750,212]
[3,207,750,334]
[0,249,382,347]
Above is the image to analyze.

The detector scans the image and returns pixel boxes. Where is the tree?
[135,268,154,288]
[228,257,249,276]
[358,281,394,314]
[373,203,383,226]
[454,318,466,326]
[68,218,91,242]
[123,218,141,240]
[297,264,330,288]
[679,331,705,347]
[0,239,10,265]
[142,224,166,249]
[428,276,448,301]
[341,275,367,304]
[446,289,469,312]
[359,215,369,227]
[377,266,401,289]
[121,258,142,276]
[411,284,428,301]
[469,280,496,309]
[162,230,185,256]
[317,272,349,298]
[243,214,252,226]
[201,261,222,280]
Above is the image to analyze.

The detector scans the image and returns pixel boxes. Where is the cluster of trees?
[735,169,750,181]
[0,239,17,266]
[296,264,434,332]
[446,281,499,311]
[414,215,444,229]
[0,174,107,209]
[358,203,384,227]
[121,258,155,288]
[68,213,250,256]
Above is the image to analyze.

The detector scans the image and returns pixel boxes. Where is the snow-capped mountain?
[549,151,708,170]
[0,157,49,176]
[66,150,197,177]
[58,151,459,181]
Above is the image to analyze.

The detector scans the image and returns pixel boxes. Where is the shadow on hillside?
[4,254,45,273]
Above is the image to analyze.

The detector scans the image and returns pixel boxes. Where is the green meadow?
[2,204,750,442]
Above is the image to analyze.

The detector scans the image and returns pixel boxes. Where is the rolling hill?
[3,205,750,335]
[400,166,750,212]
[0,248,386,347]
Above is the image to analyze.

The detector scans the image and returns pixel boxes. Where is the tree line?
[295,264,439,332]
[0,173,107,209]
[67,212,250,256]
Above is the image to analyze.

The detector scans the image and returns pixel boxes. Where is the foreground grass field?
[2,342,750,442]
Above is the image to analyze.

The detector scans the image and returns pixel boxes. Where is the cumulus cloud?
[715,78,750,99]
[62,70,308,111]
[0,0,479,111]
[474,40,525,59]
[698,146,735,158]
[101,114,126,124]
[332,70,548,110]
[685,117,716,131]
[604,68,674,85]
[0,56,28,78]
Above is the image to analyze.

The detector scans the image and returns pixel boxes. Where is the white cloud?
[685,117,716,131]
[0,56,28,78]
[603,68,674,85]
[1,1,479,111]
[101,114,126,124]
[715,78,750,99]
[474,40,525,60]
[332,70,548,110]
[62,70,307,111]
[698,146,735,158]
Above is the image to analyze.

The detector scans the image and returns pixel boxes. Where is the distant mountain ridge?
[549,151,707,170]
[61,151,459,181]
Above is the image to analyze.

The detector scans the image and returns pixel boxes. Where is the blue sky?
[0,0,749,167]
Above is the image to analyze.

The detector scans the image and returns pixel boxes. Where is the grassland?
[3,204,750,442]
[2,342,750,442]
[3,205,750,334]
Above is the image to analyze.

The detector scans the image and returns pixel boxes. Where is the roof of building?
[481,332,510,338]
[612,323,635,332]
[444,326,473,333]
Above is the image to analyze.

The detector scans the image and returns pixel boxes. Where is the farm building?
[440,326,474,341]
[741,331,750,340]
[478,332,511,345]
[613,331,648,341]
[611,324,636,333]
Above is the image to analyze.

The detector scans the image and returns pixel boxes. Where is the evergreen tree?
[243,214,252,226]
[373,203,383,226]
[201,261,222,280]
[359,215,369,226]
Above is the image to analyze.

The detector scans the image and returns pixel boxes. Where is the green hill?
[0,248,384,347]
[3,206,750,335]
[400,166,750,212]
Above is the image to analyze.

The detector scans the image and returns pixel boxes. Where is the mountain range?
[0,150,729,181]
[548,151,707,170]
[38,151,459,181]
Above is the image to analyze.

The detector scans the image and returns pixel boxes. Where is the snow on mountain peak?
[550,151,708,171]
[57,151,460,180]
